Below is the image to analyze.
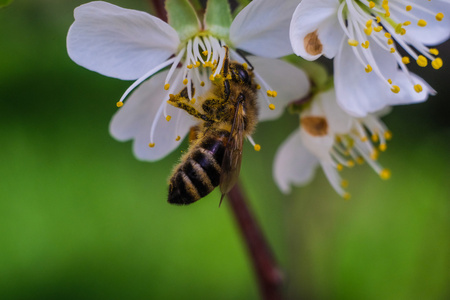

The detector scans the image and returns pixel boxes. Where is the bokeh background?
[1,0,449,299]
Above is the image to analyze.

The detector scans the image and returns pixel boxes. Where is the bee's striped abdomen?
[168,131,228,205]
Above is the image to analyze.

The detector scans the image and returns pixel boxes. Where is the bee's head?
[229,63,252,85]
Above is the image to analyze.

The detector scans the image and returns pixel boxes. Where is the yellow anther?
[400,28,406,35]
[348,39,358,47]
[256,84,261,90]
[343,192,351,200]
[191,98,196,104]
[242,63,248,70]
[362,41,370,48]
[364,26,373,35]
[272,90,277,97]
[374,26,383,32]
[356,157,365,165]
[379,143,387,152]
[385,11,390,17]
[417,19,427,27]
[148,143,155,148]
[395,24,403,34]
[402,56,410,64]
[387,38,393,45]
[376,16,381,23]
[202,50,208,56]
[335,136,342,143]
[406,5,412,11]
[164,83,170,90]
[436,13,444,21]
[254,144,261,151]
[365,64,372,73]
[215,74,222,80]
[366,19,373,27]
[390,48,395,53]
[166,115,171,122]
[384,32,391,38]
[432,58,443,70]
[429,48,439,55]
[209,74,215,81]
[387,78,393,84]
[370,150,379,160]
[380,169,391,180]
[187,64,193,69]
[337,164,344,171]
[183,78,188,85]
[200,81,205,87]
[371,134,379,142]
[175,136,181,141]
[417,55,428,67]
[403,21,411,26]
[369,1,375,8]
[195,61,201,68]
[391,85,400,93]
[116,101,123,108]
[268,104,276,110]
[341,179,349,188]
[347,160,355,168]
[414,84,423,93]
[384,130,393,140]
[361,136,368,142]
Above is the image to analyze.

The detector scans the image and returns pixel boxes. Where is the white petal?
[299,127,334,161]
[230,0,301,58]
[273,129,319,194]
[109,71,196,161]
[290,0,342,60]
[67,1,180,80]
[318,90,353,134]
[247,56,310,121]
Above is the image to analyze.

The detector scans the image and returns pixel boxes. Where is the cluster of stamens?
[339,0,444,94]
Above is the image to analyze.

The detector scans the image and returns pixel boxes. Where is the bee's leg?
[168,89,214,122]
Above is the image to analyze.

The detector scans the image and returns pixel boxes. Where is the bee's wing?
[219,101,245,201]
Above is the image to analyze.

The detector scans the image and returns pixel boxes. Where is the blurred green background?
[1,1,449,299]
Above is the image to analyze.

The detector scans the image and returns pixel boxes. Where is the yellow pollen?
[268,104,276,110]
[402,56,410,64]
[385,11,390,17]
[403,21,411,26]
[395,24,403,34]
[116,101,123,108]
[380,169,391,180]
[164,83,170,90]
[365,64,373,73]
[369,1,375,9]
[202,50,208,56]
[191,98,196,104]
[391,85,400,93]
[436,13,444,21]
[183,78,188,85]
[390,48,395,53]
[356,157,365,164]
[429,48,439,55]
[347,160,355,168]
[384,32,391,38]
[175,136,181,141]
[267,90,277,97]
[387,38,393,45]
[200,81,205,87]
[366,19,373,27]
[406,5,412,11]
[256,84,261,90]
[187,64,193,69]
[341,179,349,188]
[343,192,351,200]
[195,61,201,68]
[242,63,248,70]
[374,26,383,32]
[384,131,393,140]
[371,134,379,142]
[379,143,387,152]
[361,136,368,142]
[364,26,373,35]
[417,19,427,27]
[414,84,423,93]
[362,41,370,48]
[417,55,428,67]
[387,78,393,84]
[376,16,381,23]
[337,164,344,171]
[166,115,171,122]
[215,74,222,80]
[348,39,358,47]
[432,58,443,70]
[254,144,261,151]
[209,74,215,81]
[148,143,155,148]
[370,150,379,160]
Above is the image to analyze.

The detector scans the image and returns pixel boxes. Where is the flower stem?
[227,183,284,300]
[150,0,167,22]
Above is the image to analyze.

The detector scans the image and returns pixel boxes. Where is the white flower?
[290,0,448,117]
[274,89,392,199]
[67,0,308,161]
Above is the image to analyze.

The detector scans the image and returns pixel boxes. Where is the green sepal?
[204,0,232,39]
[232,0,251,18]
[166,0,200,42]
[0,0,13,8]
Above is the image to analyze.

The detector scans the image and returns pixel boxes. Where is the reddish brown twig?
[150,0,167,22]
[227,183,284,300]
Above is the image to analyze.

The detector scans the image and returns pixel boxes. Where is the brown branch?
[227,183,284,300]
[150,0,167,22]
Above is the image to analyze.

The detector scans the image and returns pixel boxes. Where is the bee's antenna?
[222,45,230,78]
[236,49,254,71]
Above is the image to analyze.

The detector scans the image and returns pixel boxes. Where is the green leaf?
[204,0,232,39]
[166,0,200,42]
[0,0,13,8]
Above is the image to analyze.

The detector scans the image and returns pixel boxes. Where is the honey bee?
[167,46,258,205]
